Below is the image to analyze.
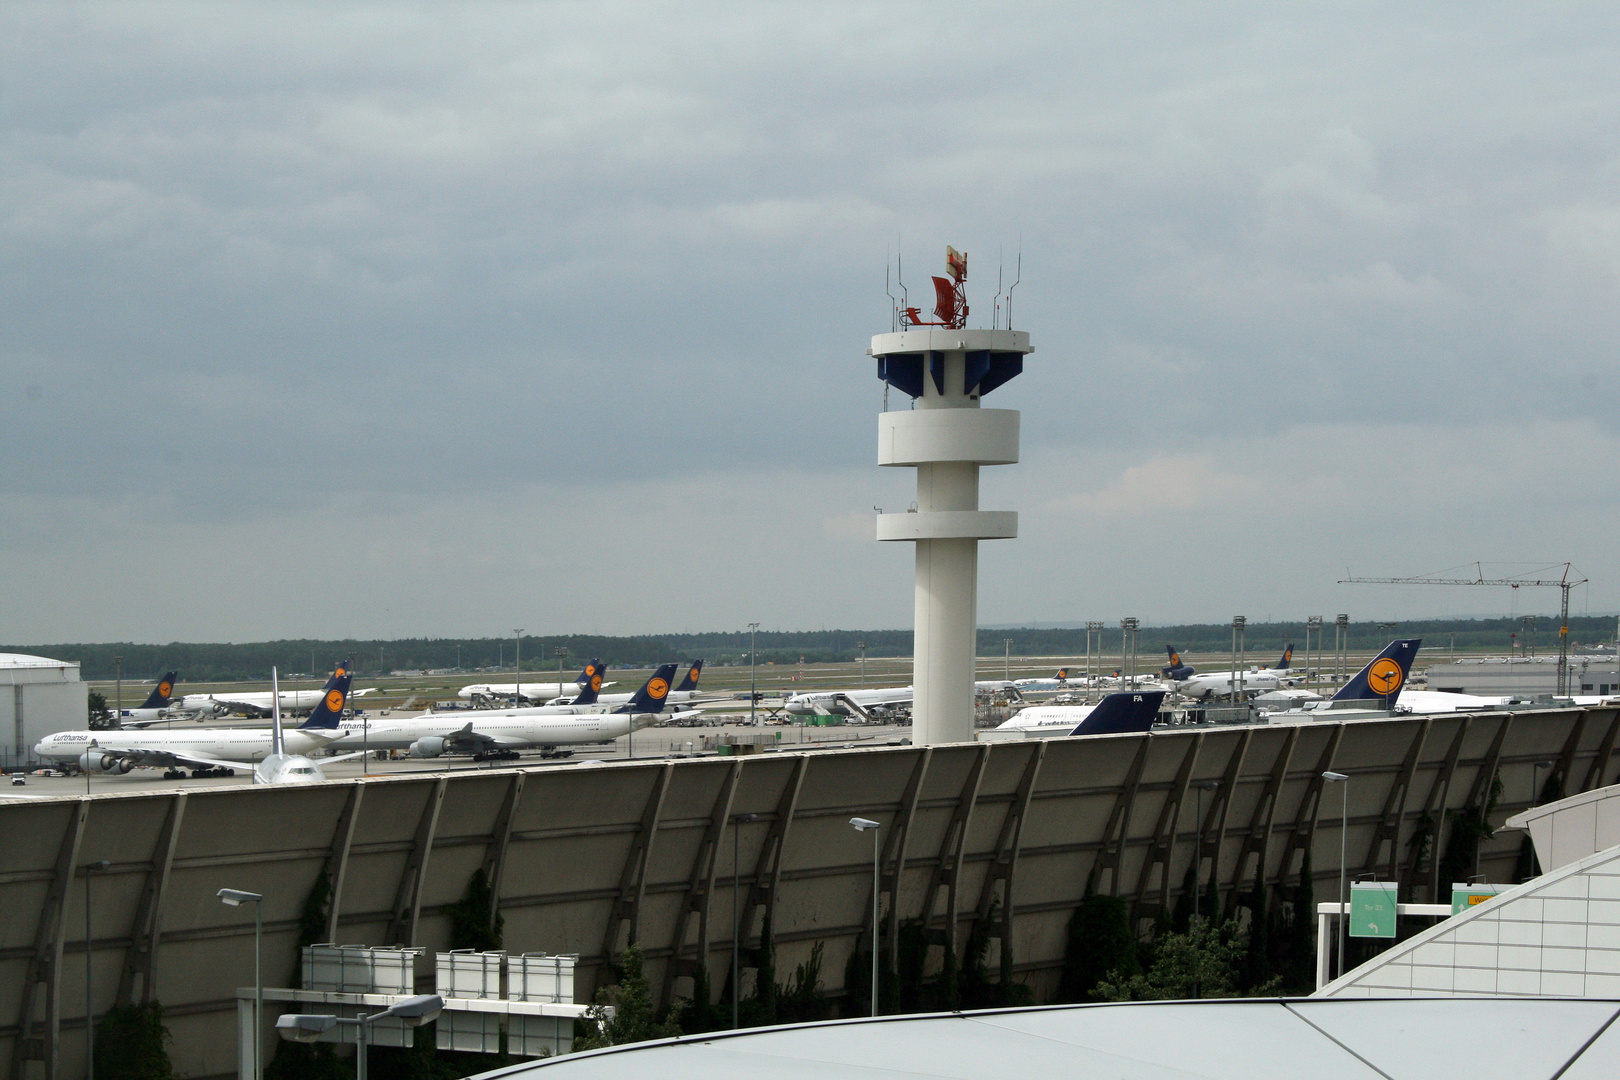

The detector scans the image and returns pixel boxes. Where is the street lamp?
[219,889,264,1080]
[748,623,760,727]
[555,646,568,692]
[276,995,443,1080]
[857,641,867,687]
[1004,638,1014,681]
[1322,772,1350,980]
[113,654,123,729]
[513,629,524,704]
[84,860,110,1080]
[849,817,881,1016]
[732,813,760,1028]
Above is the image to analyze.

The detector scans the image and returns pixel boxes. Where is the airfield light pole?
[849,818,882,1014]
[513,630,524,704]
[1003,638,1013,681]
[1322,772,1349,980]
[1307,617,1323,688]
[857,641,867,686]
[748,623,760,727]
[84,860,110,1080]
[113,655,123,729]
[555,646,567,693]
[732,813,759,1028]
[1086,621,1105,702]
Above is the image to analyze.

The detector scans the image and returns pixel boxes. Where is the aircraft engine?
[79,751,131,774]
[409,737,447,758]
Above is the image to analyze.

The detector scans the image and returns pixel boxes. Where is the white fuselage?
[996,704,1105,731]
[181,689,330,716]
[784,680,1013,717]
[1176,668,1300,700]
[328,709,652,751]
[254,753,328,784]
[458,680,611,701]
[34,726,337,764]
[551,689,705,707]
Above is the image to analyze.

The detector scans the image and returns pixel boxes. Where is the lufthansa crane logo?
[1367,659,1404,696]
[590,675,603,691]
[688,666,701,684]
[647,677,670,700]
[585,664,597,677]
[324,689,346,713]
[158,681,173,697]
[335,666,347,679]
[1170,653,1180,666]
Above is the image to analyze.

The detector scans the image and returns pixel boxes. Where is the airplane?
[1160,647,1195,680]
[458,660,614,704]
[179,663,377,718]
[783,679,1018,718]
[994,691,1168,737]
[323,664,686,759]
[1172,645,1300,701]
[551,660,712,706]
[110,671,179,726]
[35,670,357,777]
[253,668,368,784]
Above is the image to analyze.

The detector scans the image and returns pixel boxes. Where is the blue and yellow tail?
[572,660,607,705]
[1070,691,1166,735]
[138,671,178,709]
[1274,644,1295,670]
[1160,647,1195,680]
[1332,639,1421,704]
[675,660,704,693]
[299,671,354,730]
[617,664,680,714]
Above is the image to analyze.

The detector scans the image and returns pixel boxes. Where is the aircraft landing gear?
[472,749,521,762]
[539,749,574,760]
[163,769,186,779]
[187,766,235,778]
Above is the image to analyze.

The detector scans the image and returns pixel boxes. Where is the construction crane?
[1338,563,1589,695]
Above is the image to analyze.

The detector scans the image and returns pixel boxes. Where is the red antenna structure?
[901,246,969,329]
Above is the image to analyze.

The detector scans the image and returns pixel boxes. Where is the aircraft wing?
[665,709,704,724]
[320,750,372,763]
[351,688,380,697]
[444,723,498,752]
[106,747,247,772]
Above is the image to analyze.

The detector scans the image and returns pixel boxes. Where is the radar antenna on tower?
[900,246,969,329]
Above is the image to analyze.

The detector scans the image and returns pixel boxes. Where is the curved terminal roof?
[471,997,1620,1080]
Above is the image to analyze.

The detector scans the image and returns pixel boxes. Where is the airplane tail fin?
[1056,668,1070,681]
[138,672,178,709]
[1275,644,1295,670]
[299,671,354,729]
[1160,646,1194,678]
[617,664,679,714]
[571,661,607,706]
[1070,691,1166,736]
[1332,639,1421,704]
[320,660,352,692]
[674,660,704,693]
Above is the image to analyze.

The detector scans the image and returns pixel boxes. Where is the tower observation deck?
[872,249,1032,744]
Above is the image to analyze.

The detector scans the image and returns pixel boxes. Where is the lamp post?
[857,641,867,687]
[748,623,760,727]
[732,813,759,1028]
[513,629,524,704]
[1003,638,1013,681]
[276,995,443,1080]
[84,860,110,1080]
[113,654,123,729]
[849,817,881,1015]
[218,889,264,1080]
[1322,772,1349,980]
[555,646,568,694]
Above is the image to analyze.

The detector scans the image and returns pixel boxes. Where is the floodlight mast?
[873,246,1032,745]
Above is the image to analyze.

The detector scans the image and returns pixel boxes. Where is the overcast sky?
[3,3,1619,643]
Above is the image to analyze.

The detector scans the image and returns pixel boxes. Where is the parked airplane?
[253,668,368,784]
[1160,647,1195,680]
[36,671,356,776]
[552,660,711,706]
[995,691,1167,736]
[326,664,684,759]
[111,670,178,726]
[1173,645,1300,701]
[179,663,376,718]
[458,660,613,703]
[783,678,1016,718]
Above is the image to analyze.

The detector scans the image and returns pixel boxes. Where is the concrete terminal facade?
[5,704,1620,1078]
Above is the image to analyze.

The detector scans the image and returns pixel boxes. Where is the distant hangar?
[0,653,86,771]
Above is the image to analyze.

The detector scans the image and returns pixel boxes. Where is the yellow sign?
[324,689,345,713]
[1367,658,1404,696]
[647,678,670,700]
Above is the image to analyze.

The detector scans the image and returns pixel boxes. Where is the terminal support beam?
[882,749,932,977]
[1133,734,1202,926]
[975,742,1045,985]
[482,773,528,922]
[116,792,187,1007]
[600,764,673,970]
[1200,730,1251,911]
[323,783,366,941]
[1581,709,1620,793]
[1090,739,1151,897]
[1552,712,1589,803]
[1231,728,1299,902]
[1361,720,1429,882]
[10,798,88,1080]
[663,761,741,1003]
[919,744,989,963]
[743,755,809,966]
[386,776,447,946]
[1412,720,1469,902]
[1277,726,1345,893]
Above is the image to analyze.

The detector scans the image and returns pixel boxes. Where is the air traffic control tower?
[873,248,1031,745]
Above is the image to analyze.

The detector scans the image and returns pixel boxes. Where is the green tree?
[445,869,504,952]
[93,1002,174,1080]
[774,941,828,1024]
[1279,848,1316,994]
[1057,894,1141,1003]
[573,946,682,1051]
[1094,917,1280,1001]
[88,690,113,730]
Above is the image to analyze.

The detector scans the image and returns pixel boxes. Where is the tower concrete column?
[872,327,1032,744]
